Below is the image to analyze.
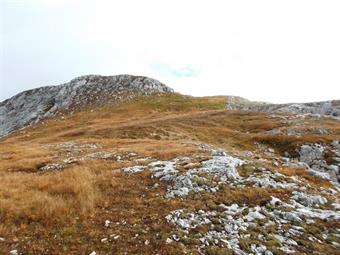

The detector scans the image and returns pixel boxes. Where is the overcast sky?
[0,0,339,103]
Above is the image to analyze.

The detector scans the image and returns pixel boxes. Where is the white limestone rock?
[122,165,146,173]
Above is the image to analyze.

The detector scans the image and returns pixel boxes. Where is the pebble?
[104,220,111,227]
[101,238,108,243]
[110,234,120,240]
[166,238,173,244]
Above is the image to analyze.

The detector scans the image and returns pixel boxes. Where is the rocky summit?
[0,76,339,255]
[0,75,173,137]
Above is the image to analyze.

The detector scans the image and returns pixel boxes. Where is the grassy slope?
[0,93,339,254]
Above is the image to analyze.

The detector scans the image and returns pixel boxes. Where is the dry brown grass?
[0,165,100,224]
[0,143,55,172]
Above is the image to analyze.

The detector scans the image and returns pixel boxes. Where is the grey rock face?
[0,75,174,137]
[227,99,340,117]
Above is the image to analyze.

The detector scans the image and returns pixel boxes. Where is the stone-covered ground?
[121,143,340,255]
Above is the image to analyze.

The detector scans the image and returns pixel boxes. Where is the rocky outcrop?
[298,141,340,183]
[227,98,340,117]
[0,75,174,137]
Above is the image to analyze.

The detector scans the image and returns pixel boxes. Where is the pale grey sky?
[0,0,339,103]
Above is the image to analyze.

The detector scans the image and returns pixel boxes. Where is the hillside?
[0,75,173,137]
[0,80,340,254]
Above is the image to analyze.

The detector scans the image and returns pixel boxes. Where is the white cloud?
[0,0,339,103]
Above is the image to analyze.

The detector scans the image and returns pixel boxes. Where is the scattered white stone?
[101,237,108,243]
[270,196,282,206]
[307,168,331,180]
[165,209,211,229]
[274,235,298,246]
[243,151,253,158]
[172,234,180,242]
[110,235,120,240]
[277,211,302,222]
[104,220,111,227]
[149,160,178,182]
[136,157,154,162]
[128,152,137,157]
[268,148,275,153]
[166,238,173,244]
[245,210,266,222]
[279,246,296,254]
[81,151,114,160]
[251,243,267,253]
[306,219,315,224]
[246,175,297,189]
[291,191,327,207]
[332,203,340,210]
[295,207,340,220]
[40,163,64,171]
[122,165,146,173]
